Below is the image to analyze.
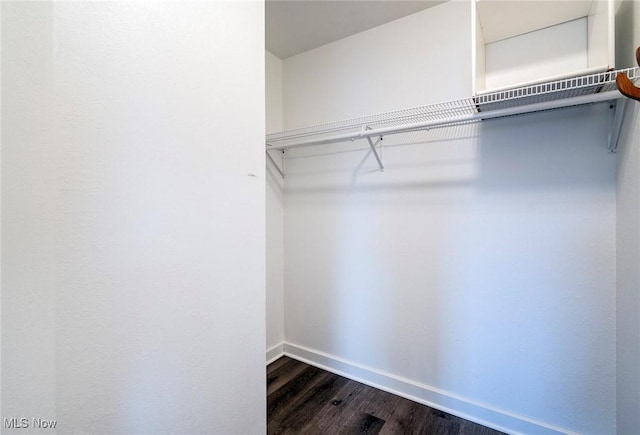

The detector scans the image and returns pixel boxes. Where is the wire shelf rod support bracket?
[608,98,629,154]
[266,149,285,178]
[364,126,384,172]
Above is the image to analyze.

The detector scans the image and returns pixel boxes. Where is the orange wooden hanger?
[616,47,640,102]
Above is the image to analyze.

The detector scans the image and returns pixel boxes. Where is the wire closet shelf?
[265,67,640,152]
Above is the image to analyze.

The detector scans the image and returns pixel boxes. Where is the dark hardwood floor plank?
[267,356,311,396]
[379,396,431,435]
[268,364,327,424]
[267,357,505,435]
[267,355,295,379]
[335,412,386,435]
[306,375,371,434]
[459,419,503,435]
[352,383,395,419]
[279,371,351,433]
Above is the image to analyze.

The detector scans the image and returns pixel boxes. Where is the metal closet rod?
[266,90,622,151]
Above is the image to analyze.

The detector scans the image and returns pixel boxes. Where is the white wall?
[484,18,588,91]
[615,3,640,434]
[266,50,285,360]
[616,100,640,435]
[2,2,266,434]
[281,2,617,433]
[283,2,471,129]
[267,51,284,135]
[615,0,640,69]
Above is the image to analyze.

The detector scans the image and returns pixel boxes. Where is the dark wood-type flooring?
[268,356,505,435]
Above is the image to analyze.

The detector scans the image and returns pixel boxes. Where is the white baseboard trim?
[266,342,285,366]
[283,342,577,435]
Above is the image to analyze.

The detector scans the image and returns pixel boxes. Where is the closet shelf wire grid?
[266,67,640,151]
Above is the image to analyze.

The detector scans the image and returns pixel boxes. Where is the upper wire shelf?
[266,67,639,153]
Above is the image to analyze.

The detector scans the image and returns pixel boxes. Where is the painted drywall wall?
[267,51,284,135]
[615,0,640,69]
[282,2,472,129]
[2,2,266,434]
[484,18,588,91]
[616,100,640,435]
[615,3,640,434]
[266,50,285,360]
[281,2,616,433]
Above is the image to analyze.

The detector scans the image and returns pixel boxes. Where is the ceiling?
[266,1,446,59]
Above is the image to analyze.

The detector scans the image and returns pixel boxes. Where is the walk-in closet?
[3,1,639,434]
[265,1,640,434]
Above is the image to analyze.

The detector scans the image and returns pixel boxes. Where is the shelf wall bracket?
[364,126,384,172]
[608,98,629,154]
[266,148,285,178]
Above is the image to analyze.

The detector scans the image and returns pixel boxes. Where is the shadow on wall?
[443,103,616,424]
[282,102,616,429]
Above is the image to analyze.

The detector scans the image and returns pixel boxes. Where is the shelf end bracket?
[364,127,384,172]
[266,147,285,178]
[608,98,629,154]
